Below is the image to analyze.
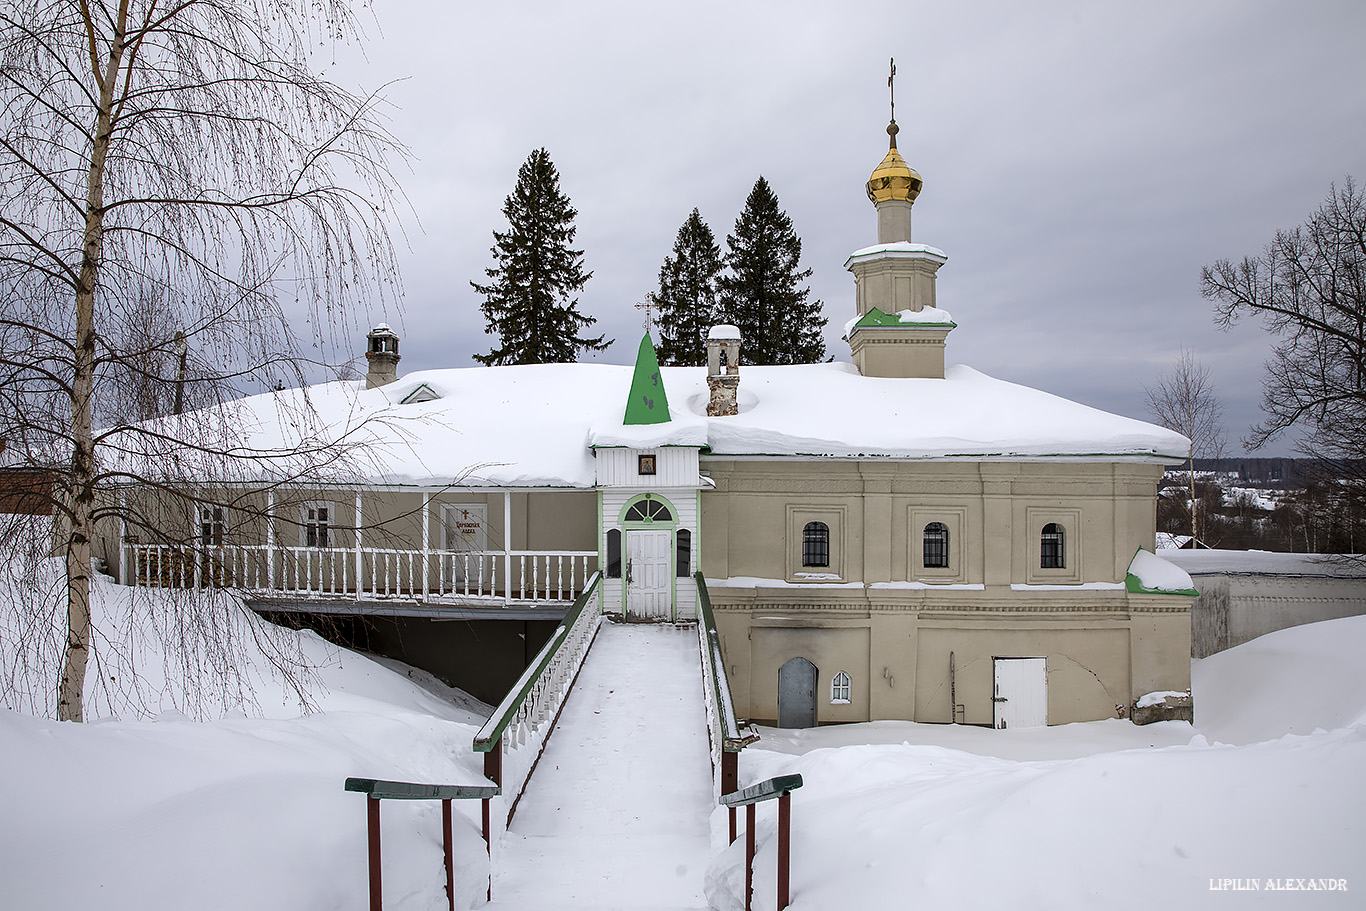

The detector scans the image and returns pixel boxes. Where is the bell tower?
[846,60,953,379]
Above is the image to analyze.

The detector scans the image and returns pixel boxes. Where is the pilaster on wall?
[860,466,893,585]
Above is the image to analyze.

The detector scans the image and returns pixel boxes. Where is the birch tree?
[0,0,403,721]
[1144,349,1225,543]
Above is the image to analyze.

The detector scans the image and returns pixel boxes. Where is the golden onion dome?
[866,121,923,205]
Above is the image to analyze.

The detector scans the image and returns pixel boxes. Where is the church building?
[100,117,1196,729]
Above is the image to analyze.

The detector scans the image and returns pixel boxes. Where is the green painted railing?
[472,572,602,839]
[474,571,601,753]
[696,572,756,809]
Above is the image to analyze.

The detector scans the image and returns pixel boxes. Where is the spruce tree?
[472,148,610,365]
[717,177,827,364]
[648,208,723,366]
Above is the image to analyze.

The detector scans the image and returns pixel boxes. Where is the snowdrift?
[706,616,1366,910]
[0,549,495,911]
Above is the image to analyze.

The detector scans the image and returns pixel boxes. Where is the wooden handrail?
[345,777,500,911]
[344,777,499,800]
[718,773,803,807]
[720,775,803,911]
[695,572,755,752]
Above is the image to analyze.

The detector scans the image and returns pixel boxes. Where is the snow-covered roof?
[128,361,1190,488]
[844,241,949,268]
[707,324,741,340]
[1162,549,1366,578]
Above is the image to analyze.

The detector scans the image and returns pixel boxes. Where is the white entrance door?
[441,504,488,591]
[993,657,1047,729]
[625,529,672,621]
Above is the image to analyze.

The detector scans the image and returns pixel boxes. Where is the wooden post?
[355,491,363,600]
[117,488,127,584]
[442,798,455,911]
[266,490,275,591]
[422,492,430,600]
[745,802,756,911]
[724,750,739,844]
[503,492,512,605]
[366,796,382,911]
[777,790,792,910]
[483,737,500,902]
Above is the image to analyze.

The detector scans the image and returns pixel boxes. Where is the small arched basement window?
[1041,523,1065,569]
[802,521,829,567]
[676,528,691,577]
[923,521,949,568]
[831,671,851,704]
[623,498,673,523]
[606,529,622,578]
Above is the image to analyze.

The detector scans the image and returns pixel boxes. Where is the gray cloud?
[329,0,1366,457]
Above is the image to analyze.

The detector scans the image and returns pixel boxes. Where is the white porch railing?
[122,543,598,604]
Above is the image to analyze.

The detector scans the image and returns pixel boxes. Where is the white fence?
[122,543,597,604]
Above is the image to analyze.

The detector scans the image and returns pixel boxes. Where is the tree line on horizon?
[471,148,826,368]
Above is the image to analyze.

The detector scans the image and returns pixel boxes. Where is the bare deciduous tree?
[1145,349,1225,543]
[0,0,404,720]
[1203,178,1366,479]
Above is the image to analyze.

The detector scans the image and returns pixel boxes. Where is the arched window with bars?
[923,521,949,568]
[802,521,829,567]
[1041,523,1066,569]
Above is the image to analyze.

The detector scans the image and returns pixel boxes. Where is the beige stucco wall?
[702,457,1191,726]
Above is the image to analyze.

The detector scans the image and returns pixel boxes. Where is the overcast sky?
[329,0,1366,458]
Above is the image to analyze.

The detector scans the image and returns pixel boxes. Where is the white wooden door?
[993,657,1047,729]
[625,530,672,621]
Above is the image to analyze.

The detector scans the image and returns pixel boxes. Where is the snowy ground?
[3,548,1364,909]
[488,623,712,911]
[705,616,1366,911]
[0,557,496,911]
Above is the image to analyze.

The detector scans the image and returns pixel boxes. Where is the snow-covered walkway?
[488,622,714,911]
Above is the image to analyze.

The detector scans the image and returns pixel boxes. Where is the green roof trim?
[1125,571,1199,597]
[1125,548,1199,597]
[851,306,957,331]
[623,332,671,425]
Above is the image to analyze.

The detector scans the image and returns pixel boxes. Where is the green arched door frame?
[615,492,679,620]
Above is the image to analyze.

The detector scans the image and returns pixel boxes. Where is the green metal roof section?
[1125,548,1200,597]
[851,306,957,331]
[623,331,671,425]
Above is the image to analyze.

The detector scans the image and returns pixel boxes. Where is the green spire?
[623,332,671,425]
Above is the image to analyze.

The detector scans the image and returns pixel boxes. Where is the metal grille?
[802,522,829,567]
[922,522,949,568]
[1041,523,1065,568]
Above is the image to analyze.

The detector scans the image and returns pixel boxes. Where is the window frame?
[922,521,950,569]
[301,502,333,549]
[801,521,830,568]
[676,528,691,577]
[198,504,226,547]
[1025,507,1082,583]
[785,505,846,582]
[1040,523,1065,569]
[830,670,851,705]
[606,528,622,579]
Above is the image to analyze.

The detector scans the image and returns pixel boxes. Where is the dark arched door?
[778,657,818,728]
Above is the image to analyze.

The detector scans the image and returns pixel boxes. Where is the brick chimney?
[706,325,740,417]
[365,324,401,389]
